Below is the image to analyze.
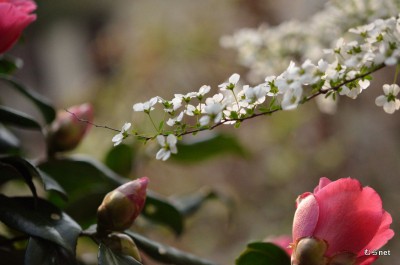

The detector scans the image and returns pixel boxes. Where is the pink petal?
[359,211,394,255]
[292,193,319,241]
[313,177,332,193]
[356,255,377,265]
[313,178,384,256]
[0,2,36,53]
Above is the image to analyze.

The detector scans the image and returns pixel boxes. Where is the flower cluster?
[221,0,400,81]
[113,14,400,160]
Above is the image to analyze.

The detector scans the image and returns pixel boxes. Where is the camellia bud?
[291,237,328,265]
[102,232,141,261]
[47,103,94,153]
[97,177,148,233]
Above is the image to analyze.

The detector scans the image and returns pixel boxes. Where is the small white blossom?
[156,134,178,161]
[218,73,240,91]
[112,123,131,146]
[375,84,400,114]
[281,87,303,110]
[166,111,184,126]
[133,97,158,113]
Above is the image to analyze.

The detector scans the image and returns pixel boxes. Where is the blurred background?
[4,0,399,264]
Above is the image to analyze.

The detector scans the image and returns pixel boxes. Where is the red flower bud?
[292,177,394,265]
[97,177,148,233]
[47,103,93,153]
[0,0,37,54]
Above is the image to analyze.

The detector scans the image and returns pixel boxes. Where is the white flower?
[112,123,131,146]
[375,84,400,114]
[133,97,158,113]
[166,111,184,126]
[218,73,240,91]
[156,134,178,161]
[197,85,211,99]
[281,87,303,110]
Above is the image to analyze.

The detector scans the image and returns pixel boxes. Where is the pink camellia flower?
[291,177,394,265]
[47,103,94,153]
[97,177,149,233]
[0,0,37,54]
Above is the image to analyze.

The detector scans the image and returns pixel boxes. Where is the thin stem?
[147,113,159,133]
[394,63,400,84]
[65,109,120,132]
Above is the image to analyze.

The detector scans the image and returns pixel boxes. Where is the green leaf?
[0,196,81,255]
[25,237,77,265]
[0,156,39,198]
[0,125,20,154]
[0,55,22,75]
[144,191,184,236]
[173,133,247,163]
[172,188,230,217]
[0,161,24,186]
[0,105,42,130]
[39,156,185,235]
[37,169,68,201]
[126,232,217,265]
[0,74,56,124]
[98,243,142,265]
[236,242,291,265]
[105,144,134,176]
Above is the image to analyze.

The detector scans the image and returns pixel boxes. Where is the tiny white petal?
[383,101,396,114]
[156,135,165,146]
[375,95,386,107]
[229,73,240,84]
[167,134,177,146]
[133,103,144,112]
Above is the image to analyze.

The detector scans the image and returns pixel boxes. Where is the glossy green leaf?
[173,133,247,163]
[39,156,185,235]
[144,190,184,236]
[0,55,22,74]
[0,125,20,154]
[0,196,81,255]
[126,232,217,265]
[173,188,233,216]
[0,74,56,124]
[235,242,291,265]
[105,144,134,176]
[0,105,42,130]
[0,156,39,198]
[37,169,68,201]
[25,237,77,265]
[0,161,24,186]
[98,243,142,265]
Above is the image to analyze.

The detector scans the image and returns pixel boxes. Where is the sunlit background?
[4,0,399,264]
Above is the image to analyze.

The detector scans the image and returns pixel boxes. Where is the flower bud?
[97,177,148,233]
[291,237,327,265]
[47,103,93,153]
[103,232,141,261]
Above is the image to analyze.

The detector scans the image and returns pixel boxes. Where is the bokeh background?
[5,0,399,264]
